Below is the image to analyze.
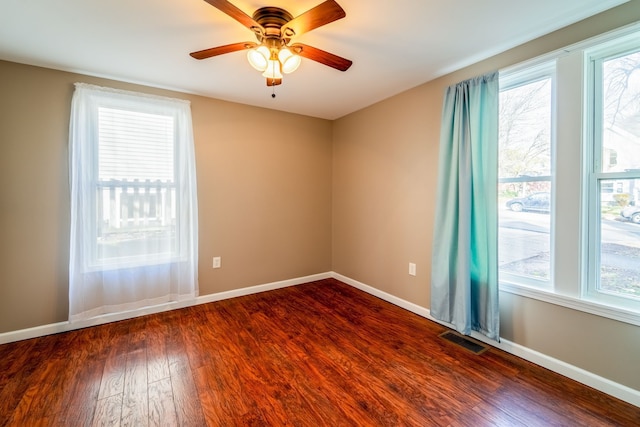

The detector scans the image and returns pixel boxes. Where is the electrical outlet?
[409,262,416,276]
[213,257,221,269]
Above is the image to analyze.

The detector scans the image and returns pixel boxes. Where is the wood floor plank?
[97,352,127,400]
[92,394,122,427]
[166,324,207,427]
[6,357,71,424]
[121,348,148,426]
[0,333,58,422]
[191,364,225,426]
[53,358,104,426]
[148,378,178,427]
[1,278,639,426]
[4,377,41,426]
[0,338,36,384]
[145,315,171,384]
[169,361,207,426]
[177,305,215,370]
[471,402,531,427]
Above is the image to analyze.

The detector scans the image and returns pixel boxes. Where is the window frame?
[498,61,556,290]
[584,35,640,311]
[83,96,186,272]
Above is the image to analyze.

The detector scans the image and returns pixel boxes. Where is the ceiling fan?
[190,0,353,87]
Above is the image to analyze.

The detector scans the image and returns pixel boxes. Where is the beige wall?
[0,60,333,333]
[332,0,640,391]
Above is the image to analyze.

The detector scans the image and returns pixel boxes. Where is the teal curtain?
[430,72,499,341]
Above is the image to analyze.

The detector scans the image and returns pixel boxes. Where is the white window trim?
[501,281,640,326]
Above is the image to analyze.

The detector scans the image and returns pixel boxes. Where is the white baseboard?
[331,272,640,408]
[0,272,332,345]
[2,270,637,408]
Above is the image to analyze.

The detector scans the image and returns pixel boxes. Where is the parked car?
[621,204,640,224]
[506,192,550,213]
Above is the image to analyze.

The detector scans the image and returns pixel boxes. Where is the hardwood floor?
[1,278,638,426]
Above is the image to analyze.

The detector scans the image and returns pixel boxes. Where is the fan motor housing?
[252,7,293,41]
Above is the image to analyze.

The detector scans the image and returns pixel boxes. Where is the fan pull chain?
[271,60,277,98]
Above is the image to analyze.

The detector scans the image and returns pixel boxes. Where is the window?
[96,107,177,267]
[498,63,554,287]
[498,24,640,323]
[586,35,640,309]
[69,83,198,321]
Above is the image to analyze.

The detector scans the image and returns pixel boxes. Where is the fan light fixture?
[246,46,301,81]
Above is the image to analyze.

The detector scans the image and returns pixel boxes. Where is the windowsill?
[500,281,640,327]
[85,254,184,273]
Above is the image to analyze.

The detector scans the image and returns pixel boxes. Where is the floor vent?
[439,331,488,355]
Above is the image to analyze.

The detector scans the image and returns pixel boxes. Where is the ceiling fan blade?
[202,0,264,35]
[190,42,257,60]
[290,43,352,71]
[281,0,346,38]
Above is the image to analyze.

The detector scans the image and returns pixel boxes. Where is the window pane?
[499,78,552,283]
[97,107,177,263]
[594,48,640,302]
[98,107,175,181]
[601,50,640,173]
[97,184,176,261]
[598,179,640,299]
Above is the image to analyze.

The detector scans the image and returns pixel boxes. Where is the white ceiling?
[0,0,629,119]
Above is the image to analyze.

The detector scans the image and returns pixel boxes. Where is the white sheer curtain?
[69,83,198,322]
